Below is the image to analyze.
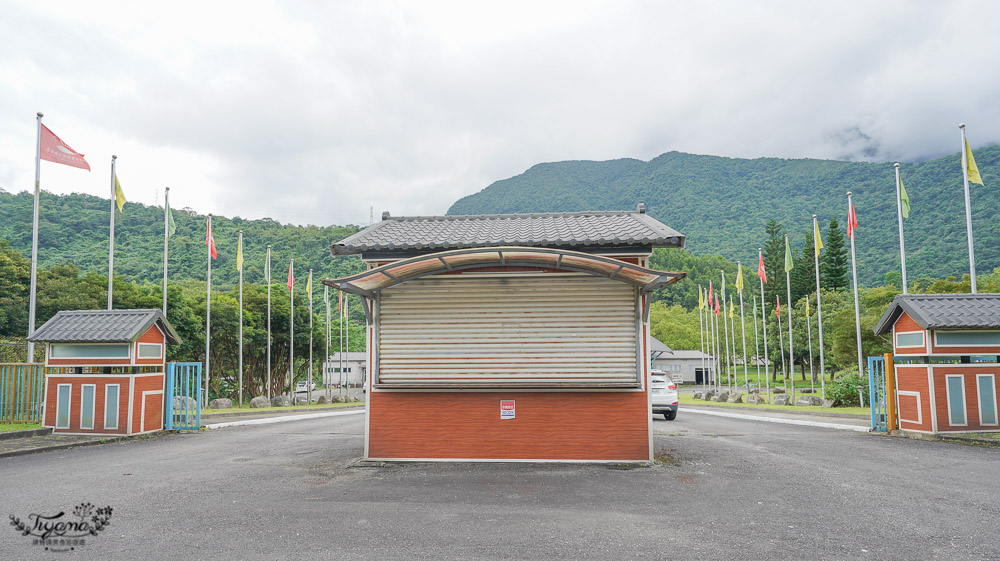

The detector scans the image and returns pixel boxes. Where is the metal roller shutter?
[377,273,639,388]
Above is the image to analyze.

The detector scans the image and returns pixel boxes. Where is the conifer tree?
[762,219,785,305]
[792,228,816,303]
[820,217,849,290]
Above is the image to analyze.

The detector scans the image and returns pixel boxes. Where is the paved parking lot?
[1,411,998,560]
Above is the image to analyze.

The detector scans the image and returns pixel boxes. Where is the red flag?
[39,124,90,171]
[775,296,782,317]
[714,296,720,315]
[338,290,343,314]
[757,253,768,284]
[708,281,714,303]
[287,261,295,291]
[205,217,217,259]
[847,198,858,239]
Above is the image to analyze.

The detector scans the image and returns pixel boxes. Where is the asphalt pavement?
[1,410,998,560]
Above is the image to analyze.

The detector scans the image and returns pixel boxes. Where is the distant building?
[323,352,366,387]
[651,344,714,384]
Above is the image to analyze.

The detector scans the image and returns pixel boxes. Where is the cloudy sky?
[1,0,998,226]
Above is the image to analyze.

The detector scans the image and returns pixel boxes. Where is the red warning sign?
[500,400,515,420]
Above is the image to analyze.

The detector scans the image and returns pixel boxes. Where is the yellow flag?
[966,139,984,185]
[814,219,823,257]
[306,270,312,300]
[734,263,744,294]
[698,286,704,310]
[114,175,126,213]
[728,298,734,318]
[236,236,244,272]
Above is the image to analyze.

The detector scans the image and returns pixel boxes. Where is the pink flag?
[40,124,90,170]
[205,217,217,260]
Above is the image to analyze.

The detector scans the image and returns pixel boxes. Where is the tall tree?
[820,217,849,290]
[762,219,785,304]
[791,227,816,303]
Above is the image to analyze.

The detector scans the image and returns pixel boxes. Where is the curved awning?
[322,246,685,298]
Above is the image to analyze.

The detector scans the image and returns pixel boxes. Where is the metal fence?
[1,363,45,423]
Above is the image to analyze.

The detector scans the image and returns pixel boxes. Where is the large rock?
[249,396,270,408]
[796,395,823,407]
[726,393,744,403]
[271,395,291,407]
[712,391,729,402]
[800,388,816,394]
[692,391,704,400]
[822,399,837,408]
[172,396,196,411]
[747,394,768,405]
[773,394,792,406]
[208,398,233,410]
[316,395,330,404]
[294,397,309,405]
[702,391,715,401]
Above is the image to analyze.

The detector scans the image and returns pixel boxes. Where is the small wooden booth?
[326,205,686,462]
[28,309,181,436]
[874,294,1000,434]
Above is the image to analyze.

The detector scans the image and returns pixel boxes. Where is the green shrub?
[826,373,870,407]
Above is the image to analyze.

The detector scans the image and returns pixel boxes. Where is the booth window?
[945,375,967,426]
[105,385,120,430]
[51,343,129,359]
[894,331,924,348]
[137,343,163,359]
[977,375,998,426]
[80,385,96,430]
[56,384,71,429]
[935,331,1000,347]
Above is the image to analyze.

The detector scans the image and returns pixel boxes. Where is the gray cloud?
[1,1,999,227]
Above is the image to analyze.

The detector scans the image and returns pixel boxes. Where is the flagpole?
[26,112,44,362]
[721,271,730,391]
[698,287,706,389]
[959,123,977,293]
[813,215,827,401]
[706,285,714,391]
[785,234,795,404]
[107,155,117,310]
[162,187,170,314]
[340,294,345,398]
[777,296,786,386]
[729,296,737,392]
[289,259,295,400]
[325,285,331,399]
[737,264,748,392]
[308,270,314,404]
[848,192,865,375]
[205,214,213,406]
[714,295,721,392]
[759,249,770,402]
[751,285,761,394]
[266,245,271,400]
[806,297,815,393]
[346,293,351,388]
[892,163,909,293]
[238,230,244,407]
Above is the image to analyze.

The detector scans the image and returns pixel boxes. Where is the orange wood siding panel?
[933,367,1000,432]
[46,376,131,435]
[893,312,927,355]
[894,366,931,431]
[135,325,166,366]
[131,375,165,433]
[368,391,649,460]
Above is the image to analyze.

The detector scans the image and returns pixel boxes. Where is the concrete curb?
[890,429,1000,448]
[682,401,868,420]
[684,407,872,432]
[204,409,365,429]
[0,435,134,460]
[0,428,51,441]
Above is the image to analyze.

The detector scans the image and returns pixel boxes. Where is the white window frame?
[55,384,72,429]
[934,330,1000,348]
[944,374,968,427]
[50,343,131,359]
[976,374,998,427]
[80,384,96,430]
[894,331,925,349]
[105,384,120,430]
[897,390,922,425]
[136,342,163,360]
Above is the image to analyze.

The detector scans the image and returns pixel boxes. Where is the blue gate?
[165,362,202,430]
[868,356,887,432]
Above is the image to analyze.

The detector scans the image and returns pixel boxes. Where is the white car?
[295,381,316,392]
[650,371,678,420]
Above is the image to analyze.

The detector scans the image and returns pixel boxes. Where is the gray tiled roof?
[330,206,685,255]
[873,294,1000,335]
[28,309,181,345]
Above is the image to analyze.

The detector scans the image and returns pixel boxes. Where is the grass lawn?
[0,422,43,433]
[679,394,868,416]
[715,369,840,390]
[201,400,362,416]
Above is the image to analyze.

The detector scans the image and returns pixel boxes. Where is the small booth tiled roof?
[873,294,1000,335]
[330,205,685,255]
[28,309,182,345]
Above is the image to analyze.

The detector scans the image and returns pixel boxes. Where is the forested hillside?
[0,190,364,287]
[448,147,1000,286]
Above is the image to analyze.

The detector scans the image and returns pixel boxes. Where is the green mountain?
[0,190,365,287]
[448,148,1000,286]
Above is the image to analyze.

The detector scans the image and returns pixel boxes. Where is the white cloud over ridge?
[1,0,998,227]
